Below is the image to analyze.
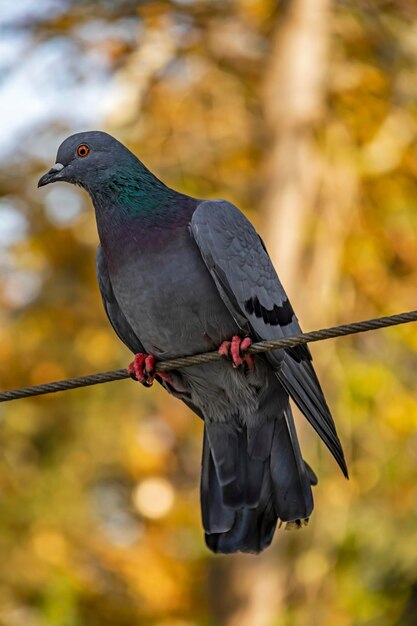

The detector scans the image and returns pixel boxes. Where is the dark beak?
[37,163,65,188]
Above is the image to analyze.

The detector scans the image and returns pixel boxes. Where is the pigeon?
[38,131,347,554]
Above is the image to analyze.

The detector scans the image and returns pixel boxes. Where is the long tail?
[201,404,316,554]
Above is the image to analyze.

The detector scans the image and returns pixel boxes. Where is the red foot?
[128,353,156,387]
[128,353,176,388]
[218,336,254,369]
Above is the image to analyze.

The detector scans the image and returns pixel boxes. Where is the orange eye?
[77,144,89,157]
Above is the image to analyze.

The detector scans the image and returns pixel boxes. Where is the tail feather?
[305,461,318,486]
[201,405,315,554]
[205,422,265,508]
[201,429,235,534]
[247,420,275,459]
[270,406,314,521]
[204,459,277,554]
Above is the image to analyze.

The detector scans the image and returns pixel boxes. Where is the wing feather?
[190,200,348,477]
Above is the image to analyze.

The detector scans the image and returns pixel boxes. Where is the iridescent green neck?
[85,157,198,261]
[88,160,177,223]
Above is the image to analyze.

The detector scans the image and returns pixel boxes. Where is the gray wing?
[190,200,347,477]
[96,245,144,354]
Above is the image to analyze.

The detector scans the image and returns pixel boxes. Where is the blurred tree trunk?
[209,1,332,625]
[262,0,357,329]
[262,0,330,323]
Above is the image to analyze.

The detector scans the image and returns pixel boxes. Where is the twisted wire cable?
[1,309,416,403]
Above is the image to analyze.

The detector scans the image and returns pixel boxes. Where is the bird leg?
[218,336,254,369]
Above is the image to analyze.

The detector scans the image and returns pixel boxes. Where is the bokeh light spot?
[133,477,175,519]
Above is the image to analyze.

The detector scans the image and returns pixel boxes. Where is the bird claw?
[128,353,156,387]
[218,336,254,369]
[128,353,178,388]
[285,518,309,531]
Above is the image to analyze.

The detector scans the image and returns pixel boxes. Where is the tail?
[201,404,316,554]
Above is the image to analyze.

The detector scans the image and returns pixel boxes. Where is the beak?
[37,163,65,188]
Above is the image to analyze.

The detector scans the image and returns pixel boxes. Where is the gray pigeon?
[38,131,347,554]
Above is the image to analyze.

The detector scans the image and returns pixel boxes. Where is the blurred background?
[1,1,417,624]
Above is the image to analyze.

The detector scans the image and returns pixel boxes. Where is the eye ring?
[77,144,90,158]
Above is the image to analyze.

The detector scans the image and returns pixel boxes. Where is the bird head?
[38,130,133,190]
